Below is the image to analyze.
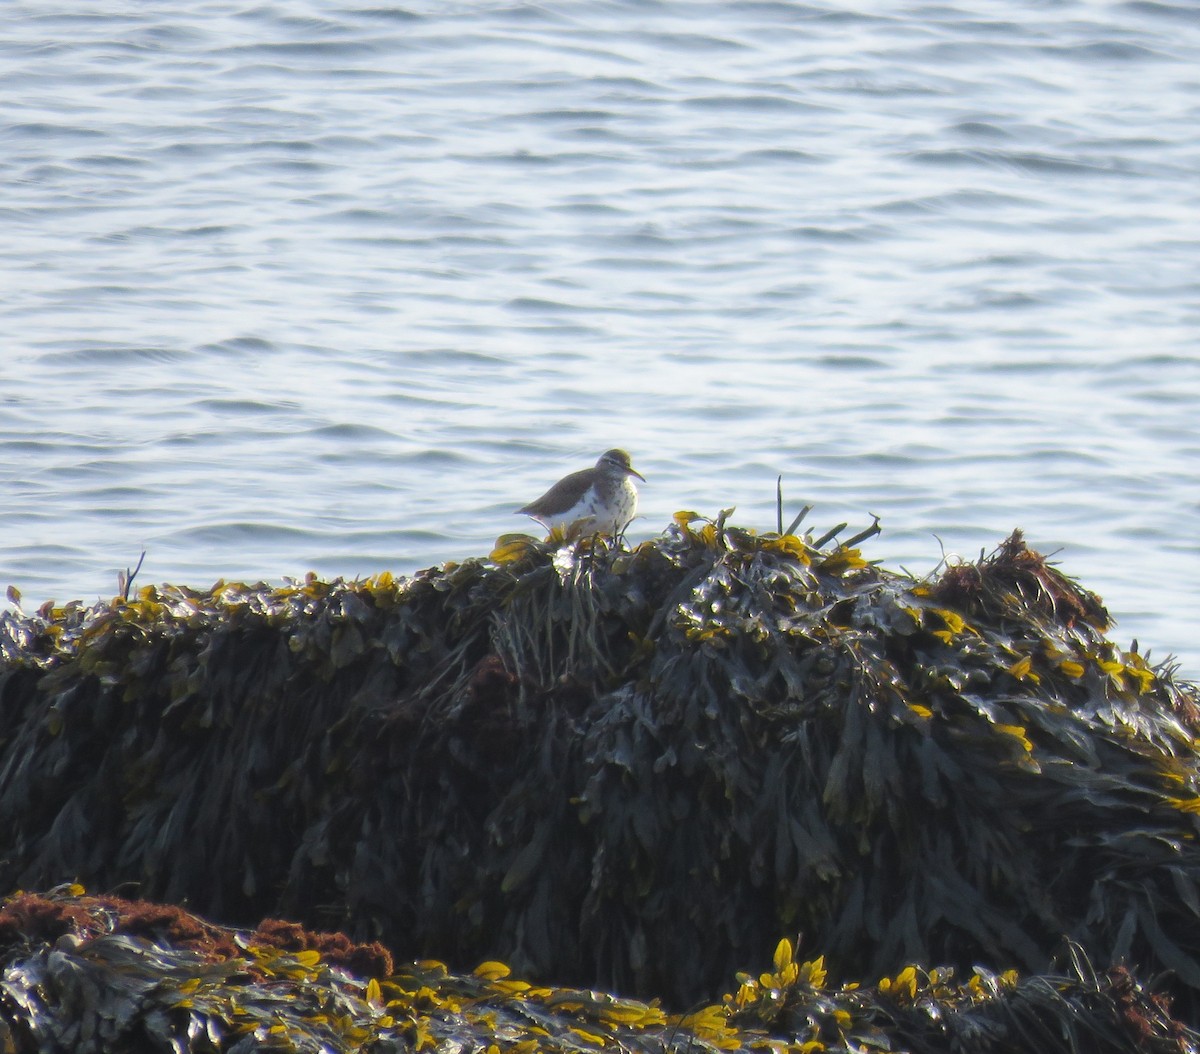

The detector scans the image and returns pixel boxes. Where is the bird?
[517,449,645,536]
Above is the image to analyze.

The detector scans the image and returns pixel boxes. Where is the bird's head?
[599,448,645,482]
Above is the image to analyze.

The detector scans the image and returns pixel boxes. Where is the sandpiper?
[518,449,645,536]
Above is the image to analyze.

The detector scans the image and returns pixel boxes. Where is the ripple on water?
[191,398,295,416]
[41,345,189,365]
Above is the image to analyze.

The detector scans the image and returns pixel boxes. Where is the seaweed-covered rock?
[1,517,1199,1014]
[0,887,1193,1053]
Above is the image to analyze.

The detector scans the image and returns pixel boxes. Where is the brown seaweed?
[0,888,1193,1053]
[1,516,1199,1020]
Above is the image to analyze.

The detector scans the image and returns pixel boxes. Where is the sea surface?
[1,1,1197,673]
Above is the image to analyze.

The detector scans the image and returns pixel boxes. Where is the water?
[1,1,1197,674]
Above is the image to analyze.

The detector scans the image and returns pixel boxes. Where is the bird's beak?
[629,467,646,482]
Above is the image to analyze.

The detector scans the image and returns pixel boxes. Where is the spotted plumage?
[518,449,645,536]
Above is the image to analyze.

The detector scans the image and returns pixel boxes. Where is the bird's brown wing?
[517,467,594,517]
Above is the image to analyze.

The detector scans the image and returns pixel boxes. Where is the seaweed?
[1,515,1199,1021]
[0,888,1193,1053]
